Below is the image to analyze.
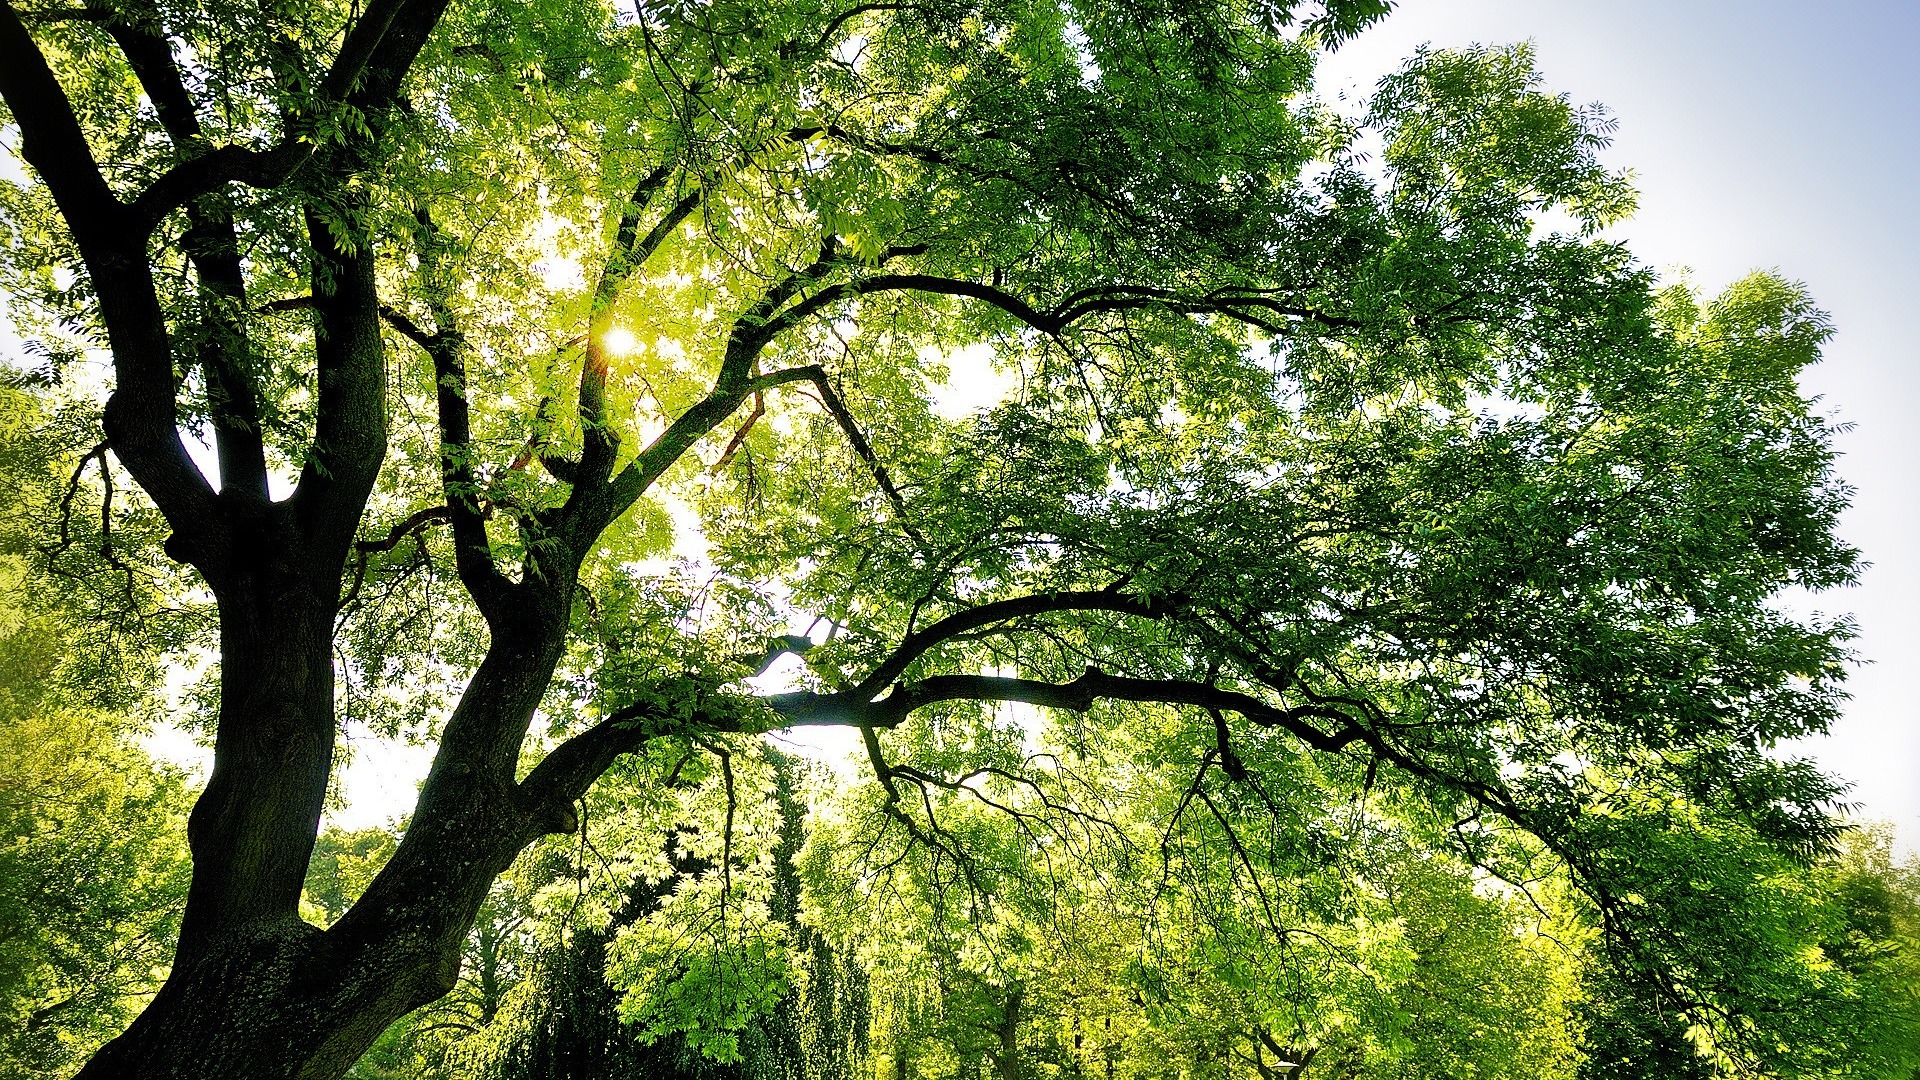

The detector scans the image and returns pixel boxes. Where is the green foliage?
[0,711,190,1078]
[353,748,871,1080]
[794,736,1582,1080]
[304,827,401,927]
[0,0,1904,1073]
[0,384,192,1078]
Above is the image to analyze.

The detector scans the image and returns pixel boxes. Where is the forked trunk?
[74,549,575,1078]
[72,920,454,1079]
[73,551,514,1079]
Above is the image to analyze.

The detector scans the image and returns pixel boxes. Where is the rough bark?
[75,581,574,1077]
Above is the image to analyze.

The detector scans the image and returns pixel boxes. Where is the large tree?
[0,0,1870,1074]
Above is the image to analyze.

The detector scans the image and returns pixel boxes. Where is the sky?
[10,1,1918,843]
[1317,0,1920,844]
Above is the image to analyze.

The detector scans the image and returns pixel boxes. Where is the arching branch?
[0,0,224,562]
[849,589,1172,695]
[519,582,1326,812]
[780,273,1357,338]
[127,0,455,225]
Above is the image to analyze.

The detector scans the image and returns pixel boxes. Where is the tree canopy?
[0,0,1910,1075]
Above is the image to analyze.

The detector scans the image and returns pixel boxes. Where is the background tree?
[332,743,868,1080]
[0,381,193,1077]
[799,722,1589,1080]
[0,0,1891,1075]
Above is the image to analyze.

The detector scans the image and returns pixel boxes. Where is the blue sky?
[1320,0,1920,843]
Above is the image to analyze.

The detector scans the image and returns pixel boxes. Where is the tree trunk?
[72,919,453,1079]
[71,546,422,1078]
[994,986,1023,1080]
[75,552,568,1078]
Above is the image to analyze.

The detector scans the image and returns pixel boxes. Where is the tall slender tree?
[0,0,1869,1074]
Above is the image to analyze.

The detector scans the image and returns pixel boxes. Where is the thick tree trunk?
[76,550,570,1078]
[73,547,442,1078]
[3,3,615,1075]
[179,560,336,949]
[72,918,453,1079]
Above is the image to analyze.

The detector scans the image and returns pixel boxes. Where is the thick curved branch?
[520,657,1361,827]
[582,239,925,533]
[1050,284,1363,333]
[524,582,1164,815]
[739,236,849,341]
[593,239,1344,535]
[810,670,1367,752]
[768,272,1054,337]
[570,232,1345,596]
[128,0,453,224]
[851,589,1170,695]
[377,304,436,352]
[89,0,272,504]
[515,684,719,821]
[757,271,1355,347]
[128,142,307,226]
[734,633,816,677]
[1,0,224,559]
[289,202,388,567]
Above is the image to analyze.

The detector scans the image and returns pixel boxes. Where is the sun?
[603,327,639,357]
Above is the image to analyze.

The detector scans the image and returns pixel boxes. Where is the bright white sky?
[11,0,1917,845]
